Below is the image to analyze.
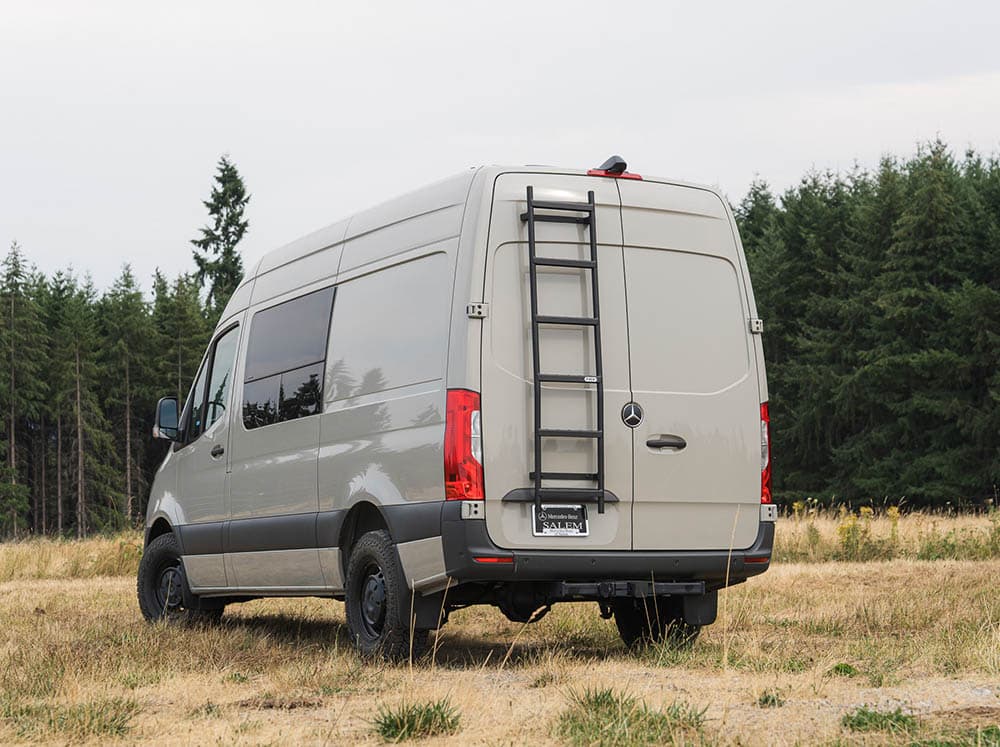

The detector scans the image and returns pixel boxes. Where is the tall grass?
[774,505,1000,563]
[0,533,141,581]
[0,511,996,585]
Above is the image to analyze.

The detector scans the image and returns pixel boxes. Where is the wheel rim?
[359,563,387,638]
[156,563,184,613]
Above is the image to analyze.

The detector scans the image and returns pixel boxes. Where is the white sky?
[2,1,999,291]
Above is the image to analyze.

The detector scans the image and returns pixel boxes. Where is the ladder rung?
[532,257,596,269]
[539,428,602,438]
[535,315,598,326]
[538,373,600,383]
[521,213,591,225]
[530,471,599,481]
[532,199,594,212]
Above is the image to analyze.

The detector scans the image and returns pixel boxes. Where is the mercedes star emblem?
[621,402,643,428]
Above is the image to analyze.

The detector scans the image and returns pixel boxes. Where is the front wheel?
[612,596,700,649]
[137,533,223,624]
[345,530,427,661]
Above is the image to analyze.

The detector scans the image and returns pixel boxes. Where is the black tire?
[612,596,700,649]
[137,533,224,624]
[345,529,427,661]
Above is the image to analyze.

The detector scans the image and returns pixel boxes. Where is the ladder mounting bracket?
[466,302,489,319]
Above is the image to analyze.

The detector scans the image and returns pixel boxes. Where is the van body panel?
[396,536,448,592]
[230,548,327,590]
[618,180,761,550]
[445,167,489,393]
[317,547,343,590]
[481,172,632,551]
[250,242,342,308]
[318,253,450,513]
[183,553,227,589]
[343,171,475,244]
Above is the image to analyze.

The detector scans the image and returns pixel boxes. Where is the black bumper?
[441,501,773,589]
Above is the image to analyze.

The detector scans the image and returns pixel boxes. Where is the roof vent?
[587,155,642,180]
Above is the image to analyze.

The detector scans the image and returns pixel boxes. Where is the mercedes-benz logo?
[621,402,643,428]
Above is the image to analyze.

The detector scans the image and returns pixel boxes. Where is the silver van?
[138,157,775,658]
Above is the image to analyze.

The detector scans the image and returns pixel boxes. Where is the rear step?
[521,186,606,513]
[503,488,617,503]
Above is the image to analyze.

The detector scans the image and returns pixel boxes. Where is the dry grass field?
[1,512,998,745]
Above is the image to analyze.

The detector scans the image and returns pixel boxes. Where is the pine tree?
[151,271,211,404]
[63,278,119,536]
[191,155,249,318]
[99,266,155,524]
[0,242,48,535]
[43,270,79,535]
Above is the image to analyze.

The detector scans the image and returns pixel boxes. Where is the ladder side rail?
[586,190,607,514]
[525,186,544,512]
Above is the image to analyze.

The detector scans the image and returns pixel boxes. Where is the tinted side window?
[206,326,239,428]
[243,287,334,429]
[181,358,209,443]
[244,287,334,382]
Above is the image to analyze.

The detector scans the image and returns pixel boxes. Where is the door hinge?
[749,318,764,334]
[466,302,489,319]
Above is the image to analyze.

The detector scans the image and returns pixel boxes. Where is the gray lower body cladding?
[440,501,773,590]
[166,500,772,594]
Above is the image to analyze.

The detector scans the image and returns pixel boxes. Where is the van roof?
[238,164,724,290]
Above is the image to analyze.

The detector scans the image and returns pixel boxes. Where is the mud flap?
[412,591,447,630]
[682,590,718,626]
[179,561,227,611]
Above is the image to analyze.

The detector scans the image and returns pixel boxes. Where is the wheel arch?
[145,516,174,548]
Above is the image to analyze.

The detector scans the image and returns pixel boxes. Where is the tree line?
[0,156,248,537]
[0,142,997,538]
[736,140,999,507]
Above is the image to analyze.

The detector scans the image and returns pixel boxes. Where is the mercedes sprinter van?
[138,157,774,659]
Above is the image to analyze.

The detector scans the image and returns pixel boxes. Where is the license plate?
[533,504,589,537]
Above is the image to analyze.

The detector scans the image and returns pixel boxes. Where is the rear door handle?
[210,444,225,458]
[646,435,687,450]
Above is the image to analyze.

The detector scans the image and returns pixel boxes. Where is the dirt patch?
[237,695,324,710]
[926,705,1000,728]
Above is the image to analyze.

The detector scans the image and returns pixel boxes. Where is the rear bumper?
[441,501,773,589]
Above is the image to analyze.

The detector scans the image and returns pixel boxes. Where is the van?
[138,157,775,659]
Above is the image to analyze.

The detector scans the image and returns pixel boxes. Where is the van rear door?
[618,180,761,551]
[481,173,631,551]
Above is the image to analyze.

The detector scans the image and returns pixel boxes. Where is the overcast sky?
[2,1,999,291]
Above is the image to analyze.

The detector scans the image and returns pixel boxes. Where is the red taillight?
[586,168,643,180]
[473,555,513,564]
[444,389,484,500]
[760,402,772,504]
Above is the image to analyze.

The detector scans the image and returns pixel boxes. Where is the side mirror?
[153,397,180,441]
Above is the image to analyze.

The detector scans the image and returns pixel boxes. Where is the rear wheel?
[612,596,700,649]
[345,530,427,661]
[137,533,224,624]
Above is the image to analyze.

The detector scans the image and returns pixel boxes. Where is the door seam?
[614,181,636,552]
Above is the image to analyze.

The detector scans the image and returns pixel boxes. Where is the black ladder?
[521,186,606,514]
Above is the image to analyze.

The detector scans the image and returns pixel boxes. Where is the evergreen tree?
[99,266,155,524]
[191,155,249,318]
[0,242,47,535]
[43,270,79,535]
[64,278,119,536]
[151,271,211,404]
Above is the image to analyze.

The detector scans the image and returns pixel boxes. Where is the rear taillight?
[760,402,772,504]
[444,389,484,500]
